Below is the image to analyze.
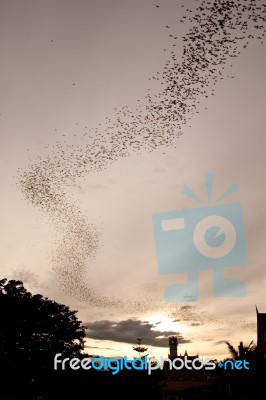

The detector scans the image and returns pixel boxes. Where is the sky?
[1,0,266,361]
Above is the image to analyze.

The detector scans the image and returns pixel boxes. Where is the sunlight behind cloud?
[146,313,183,333]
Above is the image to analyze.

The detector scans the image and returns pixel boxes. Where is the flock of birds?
[17,0,266,316]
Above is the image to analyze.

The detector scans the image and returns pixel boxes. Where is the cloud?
[84,345,116,351]
[4,269,46,290]
[213,340,226,346]
[85,318,190,347]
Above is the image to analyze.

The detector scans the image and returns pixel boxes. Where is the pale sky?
[1,0,266,361]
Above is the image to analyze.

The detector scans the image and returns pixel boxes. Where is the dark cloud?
[85,318,190,347]
[190,323,201,326]
[84,345,116,351]
[213,340,226,346]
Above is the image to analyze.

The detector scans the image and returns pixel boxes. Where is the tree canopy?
[225,340,256,361]
[133,337,149,359]
[0,278,86,373]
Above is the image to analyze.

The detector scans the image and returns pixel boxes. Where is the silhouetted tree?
[0,278,86,375]
[225,340,256,361]
[220,340,258,400]
[133,337,149,360]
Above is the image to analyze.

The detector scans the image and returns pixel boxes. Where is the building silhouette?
[168,336,178,358]
[256,306,266,357]
[160,336,211,399]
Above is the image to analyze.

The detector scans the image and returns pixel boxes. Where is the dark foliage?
[0,278,86,397]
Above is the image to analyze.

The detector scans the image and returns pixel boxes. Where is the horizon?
[1,276,259,362]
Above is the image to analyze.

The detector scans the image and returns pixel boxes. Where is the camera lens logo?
[152,173,248,302]
[193,215,236,259]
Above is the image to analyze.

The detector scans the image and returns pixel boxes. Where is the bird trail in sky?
[17,0,266,313]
